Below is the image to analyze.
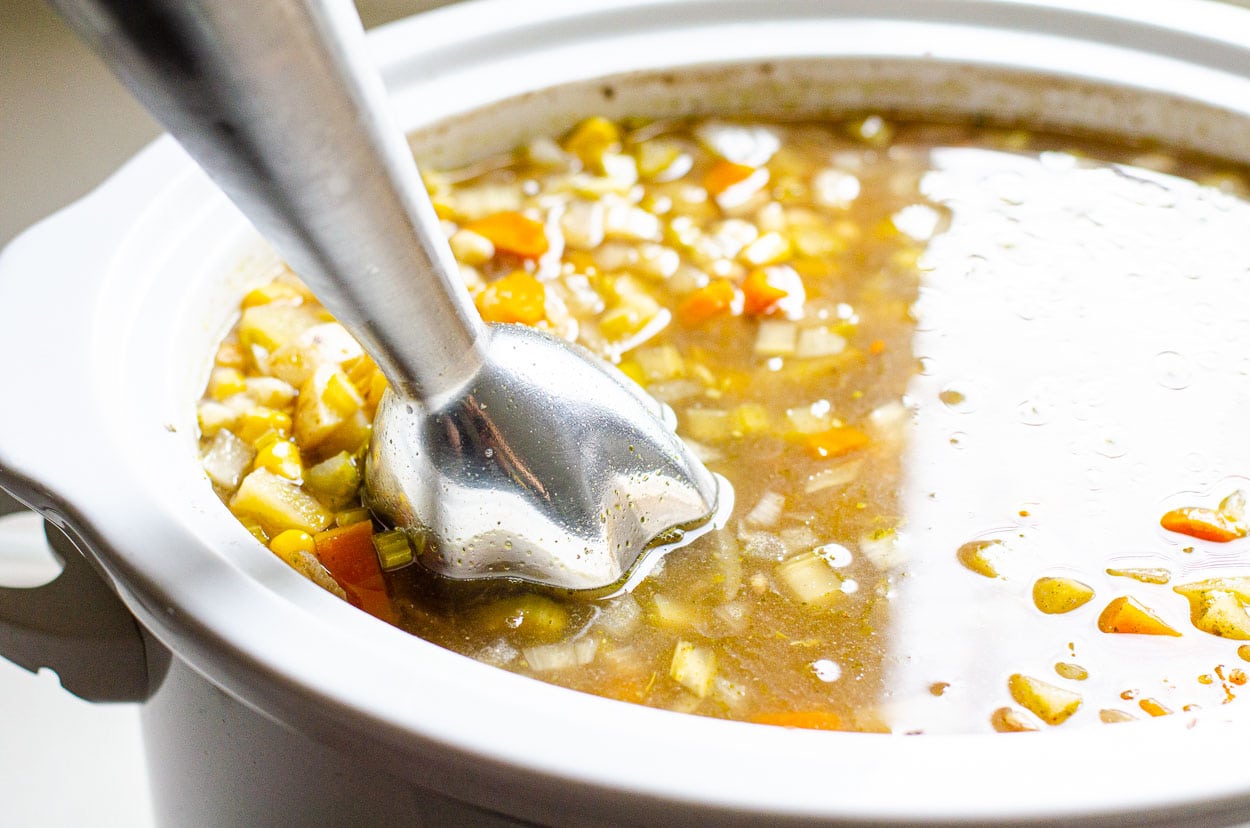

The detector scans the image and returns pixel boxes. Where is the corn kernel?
[255,437,303,481]
[322,371,364,417]
[242,281,305,308]
[449,228,495,265]
[269,529,316,562]
[563,116,621,171]
[238,407,293,444]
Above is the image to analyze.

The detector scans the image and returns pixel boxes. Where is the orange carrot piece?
[314,520,395,624]
[677,280,740,326]
[741,267,804,316]
[465,211,549,259]
[703,159,760,196]
[869,339,887,356]
[750,710,844,731]
[804,426,870,460]
[475,270,547,325]
[1160,507,1245,542]
[1097,596,1181,637]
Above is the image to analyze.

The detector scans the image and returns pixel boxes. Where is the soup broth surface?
[198,116,1250,733]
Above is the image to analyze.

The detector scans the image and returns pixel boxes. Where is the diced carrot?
[804,426,870,460]
[314,520,396,624]
[750,710,844,731]
[869,339,887,356]
[677,280,740,326]
[475,270,547,325]
[741,267,804,316]
[1138,698,1172,717]
[465,211,549,259]
[1096,595,1181,637]
[703,159,760,196]
[1160,507,1245,542]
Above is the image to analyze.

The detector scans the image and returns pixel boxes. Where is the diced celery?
[304,451,361,511]
[372,529,414,572]
[670,640,717,697]
[230,468,331,535]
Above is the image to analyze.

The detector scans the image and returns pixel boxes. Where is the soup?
[198,115,1250,733]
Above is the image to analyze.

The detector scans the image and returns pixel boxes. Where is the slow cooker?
[3,1,1250,824]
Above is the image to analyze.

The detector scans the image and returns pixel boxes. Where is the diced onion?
[795,326,847,359]
[522,637,598,672]
[202,429,255,491]
[745,490,785,528]
[805,459,864,493]
[595,594,642,638]
[670,640,718,697]
[777,550,844,605]
[755,320,798,356]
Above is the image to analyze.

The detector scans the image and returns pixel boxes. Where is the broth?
[198,116,1250,733]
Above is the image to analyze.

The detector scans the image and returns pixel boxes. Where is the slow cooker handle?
[0,488,150,703]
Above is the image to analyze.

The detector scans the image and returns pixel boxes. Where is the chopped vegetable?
[524,638,598,672]
[1096,596,1181,637]
[465,211,550,259]
[474,270,549,325]
[313,520,394,623]
[677,279,739,326]
[472,594,571,644]
[372,529,414,572]
[670,640,717,697]
[750,710,843,731]
[804,426,870,460]
[777,550,845,605]
[230,468,331,535]
[741,266,804,316]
